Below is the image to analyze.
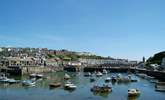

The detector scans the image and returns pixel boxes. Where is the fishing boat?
[102,69,108,74]
[91,84,112,93]
[49,82,61,88]
[105,77,111,82]
[96,72,103,77]
[22,80,36,86]
[64,73,71,80]
[64,81,77,90]
[128,89,140,97]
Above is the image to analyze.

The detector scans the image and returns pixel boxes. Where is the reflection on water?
[128,96,138,100]
[0,72,165,100]
[93,92,110,98]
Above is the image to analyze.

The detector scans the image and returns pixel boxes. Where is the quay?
[0,66,63,76]
[64,65,165,81]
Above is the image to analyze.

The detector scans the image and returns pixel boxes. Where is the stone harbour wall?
[22,67,53,75]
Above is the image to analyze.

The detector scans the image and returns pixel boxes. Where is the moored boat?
[30,73,44,79]
[96,72,103,77]
[22,80,36,86]
[105,77,111,82]
[36,74,44,78]
[91,84,112,93]
[64,73,71,80]
[121,76,131,83]
[64,81,77,90]
[102,69,108,74]
[111,76,117,82]
[116,74,122,79]
[84,72,92,77]
[49,82,61,88]
[7,79,20,84]
[128,89,140,97]
[29,73,37,78]
[0,78,10,83]
[131,79,138,82]
[0,73,9,83]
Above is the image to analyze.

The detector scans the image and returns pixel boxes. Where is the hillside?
[146,51,165,65]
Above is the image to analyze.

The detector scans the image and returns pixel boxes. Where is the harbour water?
[0,72,165,100]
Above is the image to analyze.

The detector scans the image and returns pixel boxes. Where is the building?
[68,61,82,66]
[0,57,45,67]
[79,58,137,67]
[46,58,60,66]
[76,52,93,56]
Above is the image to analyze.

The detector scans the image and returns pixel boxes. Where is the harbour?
[0,71,165,100]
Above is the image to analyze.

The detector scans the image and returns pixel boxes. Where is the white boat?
[128,74,132,79]
[128,89,140,96]
[84,72,92,77]
[105,77,111,82]
[0,78,10,83]
[96,72,103,77]
[36,74,44,78]
[64,73,71,80]
[64,81,77,90]
[22,80,36,86]
[0,74,8,80]
[117,74,122,78]
[29,73,37,78]
[30,73,44,79]
[7,79,19,84]
[103,69,108,74]
[121,76,131,83]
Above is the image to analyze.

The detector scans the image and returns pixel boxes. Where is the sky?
[0,0,165,60]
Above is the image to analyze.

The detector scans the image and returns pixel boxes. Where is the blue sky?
[0,0,165,60]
